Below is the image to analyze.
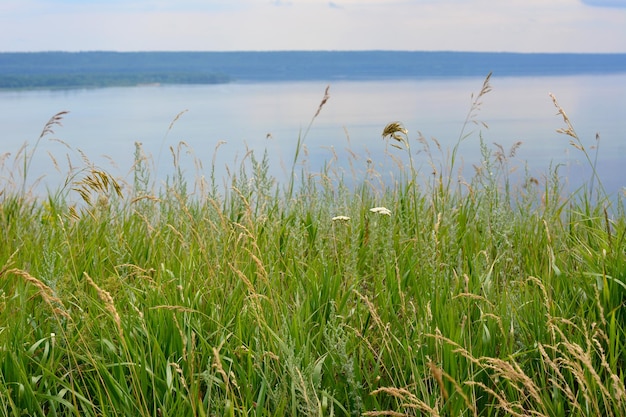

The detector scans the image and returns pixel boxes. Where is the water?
[1,73,625,197]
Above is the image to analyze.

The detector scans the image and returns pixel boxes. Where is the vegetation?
[0,72,231,90]
[0,76,624,416]
[2,51,626,89]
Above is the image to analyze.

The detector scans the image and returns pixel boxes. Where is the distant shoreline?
[2,51,625,90]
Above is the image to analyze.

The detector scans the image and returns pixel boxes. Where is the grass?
[1,76,625,416]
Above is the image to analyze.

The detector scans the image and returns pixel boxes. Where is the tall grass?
[1,78,624,416]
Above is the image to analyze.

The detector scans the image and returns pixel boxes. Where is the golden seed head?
[382,122,408,142]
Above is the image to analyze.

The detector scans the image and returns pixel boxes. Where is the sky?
[1,0,626,53]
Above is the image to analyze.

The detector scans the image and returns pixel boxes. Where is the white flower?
[332,215,351,221]
[369,207,391,216]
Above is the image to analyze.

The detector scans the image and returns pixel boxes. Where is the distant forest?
[1,51,626,89]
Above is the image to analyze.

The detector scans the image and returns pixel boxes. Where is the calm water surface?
[1,74,625,196]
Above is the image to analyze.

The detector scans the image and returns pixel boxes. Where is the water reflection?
[1,74,624,197]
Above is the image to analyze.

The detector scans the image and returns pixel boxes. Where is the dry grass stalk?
[362,411,406,417]
[243,247,269,285]
[526,276,553,320]
[452,292,495,309]
[428,329,476,365]
[84,272,123,337]
[481,357,545,410]
[228,263,268,329]
[18,111,70,194]
[314,85,330,118]
[353,290,387,335]
[166,223,187,248]
[440,369,477,416]
[172,313,188,359]
[494,141,523,164]
[428,361,448,401]
[115,264,156,282]
[549,93,577,140]
[590,331,626,406]
[72,169,123,215]
[130,195,160,204]
[465,381,543,417]
[382,122,409,150]
[150,305,198,313]
[352,290,392,360]
[547,320,617,415]
[168,109,188,132]
[212,344,229,385]
[368,387,440,416]
[464,72,492,132]
[477,72,492,99]
[230,187,254,227]
[353,289,397,378]
[537,343,582,412]
[39,111,69,139]
[427,329,553,415]
[0,250,19,278]
[7,268,70,319]
[47,151,61,173]
[0,151,11,172]
[481,312,506,339]
[212,341,240,399]
[168,361,190,396]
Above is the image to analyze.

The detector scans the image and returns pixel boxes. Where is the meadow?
[1,75,624,416]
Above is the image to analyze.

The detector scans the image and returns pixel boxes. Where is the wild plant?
[549,92,606,201]
[5,110,69,196]
[0,74,624,416]
[287,85,330,200]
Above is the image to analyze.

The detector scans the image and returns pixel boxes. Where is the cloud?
[25,0,242,13]
[1,0,625,52]
[581,0,626,7]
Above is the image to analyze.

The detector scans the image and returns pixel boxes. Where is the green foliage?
[0,72,230,90]
[1,78,625,416]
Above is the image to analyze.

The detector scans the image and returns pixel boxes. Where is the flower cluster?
[369,207,392,216]
[333,207,392,221]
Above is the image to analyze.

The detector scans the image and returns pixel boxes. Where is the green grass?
[1,77,625,416]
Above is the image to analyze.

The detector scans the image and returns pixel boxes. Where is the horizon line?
[2,49,626,55]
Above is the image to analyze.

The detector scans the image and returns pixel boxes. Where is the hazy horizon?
[4,49,626,54]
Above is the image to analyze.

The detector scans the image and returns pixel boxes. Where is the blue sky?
[1,0,625,52]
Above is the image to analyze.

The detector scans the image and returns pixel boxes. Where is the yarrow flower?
[369,207,391,216]
[332,215,351,221]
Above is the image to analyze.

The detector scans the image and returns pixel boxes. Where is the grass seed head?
[382,122,409,149]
